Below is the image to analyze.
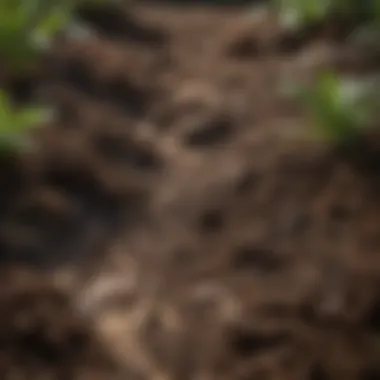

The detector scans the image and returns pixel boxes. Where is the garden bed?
[0,1,379,379]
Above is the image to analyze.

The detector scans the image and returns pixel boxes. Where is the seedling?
[0,0,119,72]
[275,0,332,30]
[275,0,380,30]
[287,71,379,145]
[0,1,74,71]
[0,90,49,154]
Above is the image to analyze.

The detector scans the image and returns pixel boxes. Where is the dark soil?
[0,2,380,379]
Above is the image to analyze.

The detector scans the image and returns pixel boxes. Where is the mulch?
[0,2,379,379]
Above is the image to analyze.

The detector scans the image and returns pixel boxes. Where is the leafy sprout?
[0,0,74,69]
[275,0,380,30]
[0,0,120,69]
[287,71,379,144]
[276,0,380,145]
[0,90,49,154]
[0,0,123,156]
[275,0,332,29]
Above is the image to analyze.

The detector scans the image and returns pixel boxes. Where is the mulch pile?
[0,2,379,379]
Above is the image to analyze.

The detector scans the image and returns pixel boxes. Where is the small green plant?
[276,0,380,145]
[275,0,332,29]
[0,90,49,154]
[0,1,75,70]
[275,0,380,30]
[287,71,379,144]
[0,0,119,71]
[0,0,123,155]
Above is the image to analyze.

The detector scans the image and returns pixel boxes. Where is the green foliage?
[275,0,380,30]
[0,0,118,69]
[0,0,120,155]
[275,0,332,29]
[289,72,378,144]
[276,0,380,145]
[0,1,74,69]
[0,90,48,153]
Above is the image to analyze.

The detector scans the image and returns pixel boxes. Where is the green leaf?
[0,90,12,115]
[15,106,47,131]
[32,6,72,49]
[0,90,48,154]
[292,71,375,143]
